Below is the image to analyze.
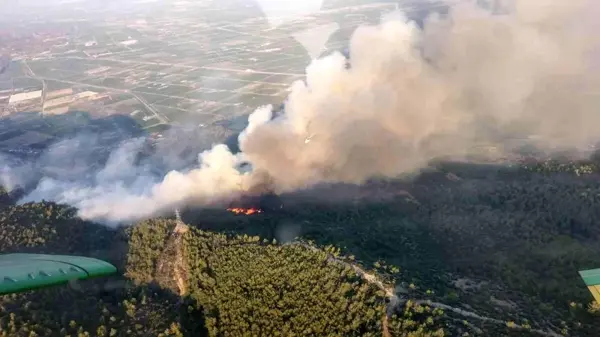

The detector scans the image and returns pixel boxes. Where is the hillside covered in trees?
[0,201,449,336]
[1,156,600,336]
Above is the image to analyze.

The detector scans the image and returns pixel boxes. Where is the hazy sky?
[0,0,394,19]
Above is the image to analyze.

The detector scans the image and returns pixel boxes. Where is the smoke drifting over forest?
[5,0,600,224]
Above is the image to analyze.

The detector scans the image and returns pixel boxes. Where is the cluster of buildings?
[1,87,108,116]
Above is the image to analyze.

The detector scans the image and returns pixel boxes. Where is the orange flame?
[227,207,263,215]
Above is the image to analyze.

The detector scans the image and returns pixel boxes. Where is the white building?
[120,40,138,46]
[8,90,42,104]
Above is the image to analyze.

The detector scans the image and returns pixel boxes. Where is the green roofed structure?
[579,268,600,303]
[0,254,117,295]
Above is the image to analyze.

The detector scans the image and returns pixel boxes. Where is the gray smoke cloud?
[0,154,34,192]
[13,0,600,224]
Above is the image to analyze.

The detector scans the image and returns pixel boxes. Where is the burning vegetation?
[227,207,263,215]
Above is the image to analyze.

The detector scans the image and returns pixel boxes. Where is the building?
[8,90,42,105]
[120,39,138,46]
[46,88,73,100]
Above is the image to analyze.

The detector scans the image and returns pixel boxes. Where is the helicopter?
[579,268,600,304]
[0,253,117,295]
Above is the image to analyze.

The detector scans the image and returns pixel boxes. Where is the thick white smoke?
[240,0,600,189]
[16,0,600,224]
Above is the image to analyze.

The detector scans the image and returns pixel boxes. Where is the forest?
[1,155,600,336]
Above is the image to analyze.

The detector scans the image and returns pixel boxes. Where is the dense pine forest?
[1,156,600,336]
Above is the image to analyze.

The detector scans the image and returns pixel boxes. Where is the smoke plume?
[14,0,600,224]
[241,0,600,189]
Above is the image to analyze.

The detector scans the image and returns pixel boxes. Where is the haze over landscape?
[1,0,411,223]
[1,0,600,336]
